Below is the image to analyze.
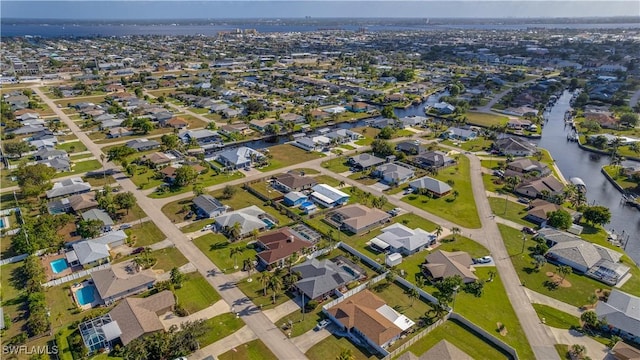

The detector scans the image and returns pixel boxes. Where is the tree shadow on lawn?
[209,241,229,251]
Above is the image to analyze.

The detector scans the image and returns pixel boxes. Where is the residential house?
[91,267,156,305]
[310,184,350,208]
[397,340,473,360]
[368,118,400,129]
[82,209,115,232]
[345,102,373,113]
[67,241,111,268]
[595,290,640,343]
[108,290,174,345]
[48,192,99,214]
[40,157,71,172]
[179,129,221,145]
[400,116,428,128]
[525,199,579,226]
[272,172,318,193]
[373,163,415,185]
[610,341,640,360]
[432,102,456,114]
[126,138,160,151]
[503,106,538,118]
[108,127,134,138]
[515,175,564,199]
[34,148,68,161]
[213,205,270,239]
[441,127,477,141]
[280,113,305,124]
[192,195,228,218]
[255,228,314,269]
[283,192,308,207]
[507,118,533,130]
[349,153,385,170]
[422,250,478,283]
[396,141,423,155]
[12,124,46,135]
[325,204,391,234]
[140,151,181,169]
[493,137,537,156]
[216,146,265,169]
[408,176,452,198]
[292,257,364,301]
[249,118,277,133]
[326,289,415,353]
[505,158,551,179]
[160,164,206,183]
[292,136,331,152]
[164,117,189,129]
[413,151,455,169]
[370,223,436,256]
[324,129,361,144]
[46,178,91,199]
[220,123,253,136]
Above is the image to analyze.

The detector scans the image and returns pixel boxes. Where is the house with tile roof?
[515,175,565,199]
[272,172,318,193]
[255,228,314,269]
[292,257,364,301]
[422,250,478,283]
[325,204,391,234]
[596,290,640,342]
[371,223,436,256]
[91,267,156,305]
[409,176,452,198]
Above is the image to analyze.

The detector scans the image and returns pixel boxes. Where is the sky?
[2,1,639,20]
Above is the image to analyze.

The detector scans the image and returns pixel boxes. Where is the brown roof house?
[515,175,564,199]
[422,250,478,283]
[326,289,415,354]
[108,290,175,345]
[272,172,318,193]
[255,228,314,269]
[525,199,579,226]
[396,340,473,360]
[325,204,391,234]
[91,267,156,305]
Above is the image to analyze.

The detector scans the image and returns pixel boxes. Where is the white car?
[475,256,493,264]
[201,224,213,231]
[315,319,330,331]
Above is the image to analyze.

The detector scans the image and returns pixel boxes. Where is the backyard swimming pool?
[0,218,5,229]
[50,258,69,274]
[261,218,276,229]
[76,286,96,306]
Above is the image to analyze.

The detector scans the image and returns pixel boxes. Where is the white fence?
[0,253,28,266]
[382,315,450,360]
[42,263,111,288]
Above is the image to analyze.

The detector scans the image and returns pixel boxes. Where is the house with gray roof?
[67,241,111,268]
[349,153,385,170]
[91,268,157,305]
[397,340,472,360]
[373,163,415,185]
[39,157,71,172]
[46,178,91,199]
[441,127,477,141]
[409,176,452,198]
[192,194,227,218]
[179,129,221,145]
[371,223,436,256]
[595,290,640,342]
[213,205,269,238]
[292,258,361,301]
[414,151,455,169]
[126,138,160,151]
[82,209,115,232]
[12,124,46,135]
[493,137,537,156]
[216,146,265,169]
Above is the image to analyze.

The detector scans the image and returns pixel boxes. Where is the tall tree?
[114,191,137,214]
[16,163,56,197]
[77,219,104,238]
[173,166,199,187]
[4,141,32,158]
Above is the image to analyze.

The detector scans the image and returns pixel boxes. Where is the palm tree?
[407,287,419,307]
[338,180,345,188]
[434,225,443,239]
[556,265,572,284]
[230,221,242,241]
[230,247,242,269]
[244,258,256,282]
[336,349,355,360]
[260,272,272,296]
[452,190,459,200]
[269,275,283,304]
[451,227,461,240]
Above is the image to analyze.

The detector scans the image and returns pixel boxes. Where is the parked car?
[120,224,132,230]
[522,227,537,235]
[202,224,213,231]
[517,197,530,204]
[131,247,145,255]
[474,256,493,264]
[315,319,330,331]
[403,188,415,195]
[493,170,504,177]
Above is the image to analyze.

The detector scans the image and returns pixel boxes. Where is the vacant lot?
[465,112,509,127]
[218,340,278,360]
[174,272,221,314]
[259,144,326,172]
[193,233,258,274]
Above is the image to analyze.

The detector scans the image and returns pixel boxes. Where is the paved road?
[34,87,309,360]
[629,88,640,108]
[477,77,540,113]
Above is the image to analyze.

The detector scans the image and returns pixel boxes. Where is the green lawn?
[197,313,245,348]
[129,166,165,189]
[443,137,493,152]
[149,170,245,199]
[151,247,189,272]
[306,334,378,360]
[402,156,481,228]
[339,144,356,150]
[352,126,380,146]
[52,159,102,178]
[259,144,326,173]
[313,174,342,187]
[69,153,94,161]
[603,165,640,192]
[399,320,512,360]
[482,173,507,194]
[488,197,534,227]
[276,299,326,338]
[125,221,166,247]
[531,304,579,330]
[235,275,292,310]
[218,339,278,360]
[321,156,350,173]
[162,198,197,223]
[465,112,509,127]
[209,188,292,226]
[57,141,87,153]
[193,233,258,274]
[174,273,221,314]
[180,219,216,233]
[84,174,116,187]
[498,224,612,307]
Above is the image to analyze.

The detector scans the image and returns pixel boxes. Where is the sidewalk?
[547,326,607,360]
[263,299,301,323]
[160,299,230,330]
[291,325,335,353]
[524,288,583,318]
[189,325,257,359]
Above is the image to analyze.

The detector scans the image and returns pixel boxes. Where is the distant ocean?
[2,22,639,38]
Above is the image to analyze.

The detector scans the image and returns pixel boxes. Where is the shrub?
[305,300,319,312]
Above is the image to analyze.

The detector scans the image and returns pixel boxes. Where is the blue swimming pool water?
[0,218,5,229]
[76,286,96,306]
[262,218,276,229]
[300,201,314,208]
[50,258,68,274]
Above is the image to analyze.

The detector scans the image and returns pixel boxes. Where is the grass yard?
[353,127,380,146]
[174,272,221,314]
[402,156,481,228]
[193,233,258,274]
[148,170,245,198]
[83,175,116,188]
[306,334,378,360]
[180,219,216,233]
[53,95,107,107]
[57,141,87,153]
[209,187,293,225]
[125,221,166,247]
[151,247,189,272]
[443,137,493,152]
[482,173,507,194]
[498,224,612,307]
[259,144,326,173]
[339,144,356,150]
[197,313,245,348]
[313,174,342,187]
[399,320,512,360]
[162,198,195,223]
[179,114,209,129]
[488,196,534,227]
[218,339,278,360]
[531,304,580,330]
[276,299,326,337]
[69,153,94,161]
[603,165,640,192]
[235,274,293,310]
[321,156,350,173]
[464,112,509,127]
[63,159,102,175]
[129,166,165,189]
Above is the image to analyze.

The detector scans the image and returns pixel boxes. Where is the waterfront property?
[595,290,640,343]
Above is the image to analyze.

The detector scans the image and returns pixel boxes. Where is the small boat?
[569,177,587,193]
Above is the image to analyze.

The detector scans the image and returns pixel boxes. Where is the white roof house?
[373,223,436,256]
[213,205,268,237]
[310,184,350,208]
[46,178,91,199]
